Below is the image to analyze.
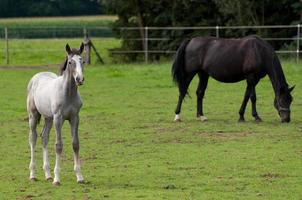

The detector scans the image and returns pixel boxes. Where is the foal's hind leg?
[174,73,195,122]
[41,117,53,181]
[28,112,40,181]
[196,72,209,121]
[70,115,84,183]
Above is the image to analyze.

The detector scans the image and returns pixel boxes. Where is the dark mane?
[59,57,68,75]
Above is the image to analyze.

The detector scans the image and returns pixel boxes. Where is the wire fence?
[0,25,301,66]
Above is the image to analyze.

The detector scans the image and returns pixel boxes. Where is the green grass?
[0,15,117,28]
[0,38,121,66]
[0,61,301,199]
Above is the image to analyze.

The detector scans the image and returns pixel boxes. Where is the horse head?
[63,43,85,86]
[274,85,294,123]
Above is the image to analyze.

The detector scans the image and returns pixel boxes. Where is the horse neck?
[267,55,288,96]
[62,67,78,97]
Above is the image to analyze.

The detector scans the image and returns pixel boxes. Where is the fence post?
[5,27,9,65]
[83,27,91,65]
[216,26,219,38]
[144,26,148,64]
[83,27,87,38]
[297,24,300,63]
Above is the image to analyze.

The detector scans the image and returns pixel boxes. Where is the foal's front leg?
[53,114,64,185]
[70,115,84,183]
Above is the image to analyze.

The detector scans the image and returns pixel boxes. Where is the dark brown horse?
[172,35,294,123]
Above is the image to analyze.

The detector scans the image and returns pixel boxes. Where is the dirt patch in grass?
[194,131,254,141]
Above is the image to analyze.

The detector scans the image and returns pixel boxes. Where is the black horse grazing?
[172,35,294,123]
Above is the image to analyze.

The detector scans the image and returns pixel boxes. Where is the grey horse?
[27,43,85,185]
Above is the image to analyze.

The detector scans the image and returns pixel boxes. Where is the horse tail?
[172,39,190,96]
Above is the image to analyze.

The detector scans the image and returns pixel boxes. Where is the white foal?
[27,43,85,185]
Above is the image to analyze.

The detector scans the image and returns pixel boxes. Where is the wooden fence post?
[216,26,219,38]
[83,28,91,65]
[5,27,9,65]
[144,26,148,64]
[297,24,300,63]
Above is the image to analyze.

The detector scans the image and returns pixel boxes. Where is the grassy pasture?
[0,61,301,199]
[0,38,121,66]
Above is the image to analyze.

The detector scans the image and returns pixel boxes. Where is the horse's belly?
[34,86,54,117]
[34,95,53,117]
[210,73,246,83]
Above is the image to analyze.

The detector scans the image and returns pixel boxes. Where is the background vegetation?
[0,0,105,17]
[106,0,302,61]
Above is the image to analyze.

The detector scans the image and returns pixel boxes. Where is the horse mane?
[59,56,68,75]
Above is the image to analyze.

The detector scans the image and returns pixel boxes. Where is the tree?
[106,0,301,61]
[0,0,104,18]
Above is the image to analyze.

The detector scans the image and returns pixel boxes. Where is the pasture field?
[0,61,302,199]
[0,38,121,66]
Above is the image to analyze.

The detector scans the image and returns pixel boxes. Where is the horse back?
[185,36,269,82]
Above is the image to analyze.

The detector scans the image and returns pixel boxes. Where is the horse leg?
[174,73,195,122]
[69,115,84,183]
[53,114,64,186]
[41,117,53,181]
[28,112,40,181]
[238,84,251,122]
[250,85,262,122]
[196,72,209,121]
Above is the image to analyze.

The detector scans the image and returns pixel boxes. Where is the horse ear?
[79,43,84,54]
[289,85,295,93]
[66,43,71,55]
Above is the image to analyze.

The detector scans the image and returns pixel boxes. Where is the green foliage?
[0,0,105,17]
[106,0,302,61]
[0,61,302,199]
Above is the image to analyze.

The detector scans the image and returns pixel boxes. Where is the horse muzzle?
[76,76,85,86]
[281,116,290,123]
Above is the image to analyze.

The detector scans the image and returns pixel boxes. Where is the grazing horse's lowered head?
[274,86,294,123]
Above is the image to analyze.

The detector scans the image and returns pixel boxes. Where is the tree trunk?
[137,0,145,50]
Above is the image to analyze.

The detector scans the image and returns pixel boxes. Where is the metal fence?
[117,25,301,63]
[0,25,301,65]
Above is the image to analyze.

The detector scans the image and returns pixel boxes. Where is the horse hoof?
[46,177,53,182]
[174,115,181,122]
[52,181,60,186]
[198,116,208,122]
[77,179,85,184]
[30,177,37,182]
[238,118,245,123]
[255,118,262,123]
